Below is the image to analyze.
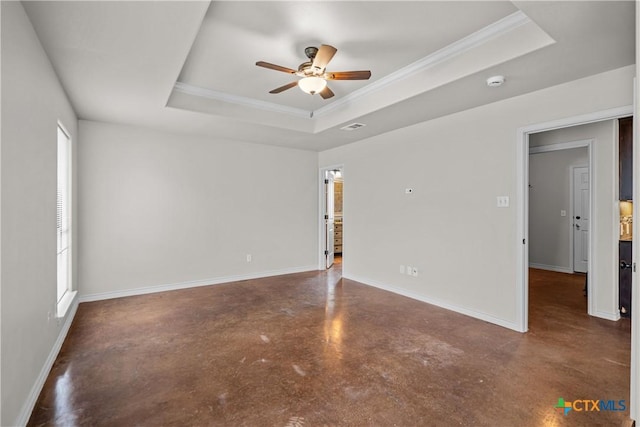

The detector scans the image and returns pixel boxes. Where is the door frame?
[517,105,631,333]
[516,104,635,418]
[631,79,639,422]
[318,164,344,270]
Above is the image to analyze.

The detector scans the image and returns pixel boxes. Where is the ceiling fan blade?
[256,61,297,74]
[319,85,334,100]
[311,44,337,72]
[326,70,372,80]
[269,81,299,94]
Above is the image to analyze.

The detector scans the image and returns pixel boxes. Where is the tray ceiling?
[22,1,635,151]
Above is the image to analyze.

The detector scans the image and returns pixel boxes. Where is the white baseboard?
[79,265,318,303]
[15,296,79,427]
[343,273,522,333]
[529,263,574,274]
[593,310,621,322]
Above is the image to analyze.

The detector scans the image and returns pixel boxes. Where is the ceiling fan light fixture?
[257,45,370,99]
[298,76,327,95]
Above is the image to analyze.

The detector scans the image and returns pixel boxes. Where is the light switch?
[496,196,509,208]
[560,210,567,217]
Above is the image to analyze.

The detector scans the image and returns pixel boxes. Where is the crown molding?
[173,10,532,125]
[312,10,532,118]
[173,81,312,119]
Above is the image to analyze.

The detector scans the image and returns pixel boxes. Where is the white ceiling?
[23,1,635,152]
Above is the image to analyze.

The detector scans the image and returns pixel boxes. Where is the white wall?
[1,2,79,425]
[528,146,589,272]
[78,121,318,298]
[319,65,634,330]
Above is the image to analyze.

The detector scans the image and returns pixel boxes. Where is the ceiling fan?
[256,44,371,99]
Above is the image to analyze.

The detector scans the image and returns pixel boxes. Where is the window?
[57,123,74,316]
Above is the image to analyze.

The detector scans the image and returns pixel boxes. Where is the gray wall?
[1,2,78,425]
[78,121,319,298]
[528,147,589,272]
[319,66,633,329]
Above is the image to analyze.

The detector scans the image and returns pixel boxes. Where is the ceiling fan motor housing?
[298,61,314,75]
[304,46,318,60]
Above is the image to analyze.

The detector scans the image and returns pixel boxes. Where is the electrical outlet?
[406,265,412,275]
[246,254,252,262]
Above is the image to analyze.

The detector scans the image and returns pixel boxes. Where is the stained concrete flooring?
[29,266,631,426]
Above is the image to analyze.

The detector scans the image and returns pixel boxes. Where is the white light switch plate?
[560,210,567,217]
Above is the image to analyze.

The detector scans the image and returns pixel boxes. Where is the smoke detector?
[486,75,505,87]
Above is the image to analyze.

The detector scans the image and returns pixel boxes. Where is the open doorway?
[528,133,591,316]
[320,166,344,270]
[529,140,590,275]
[333,170,343,267]
[517,107,632,332]
[517,105,636,419]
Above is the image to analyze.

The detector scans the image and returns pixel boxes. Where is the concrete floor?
[28,266,631,426]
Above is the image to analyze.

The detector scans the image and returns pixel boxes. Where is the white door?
[325,172,335,269]
[572,166,589,273]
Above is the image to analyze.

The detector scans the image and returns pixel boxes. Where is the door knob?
[575,216,581,219]
[620,261,632,269]
[575,224,580,229]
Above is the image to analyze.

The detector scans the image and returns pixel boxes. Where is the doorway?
[528,139,590,321]
[528,141,590,277]
[319,166,344,270]
[333,170,343,267]
[516,105,636,418]
[518,108,632,332]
